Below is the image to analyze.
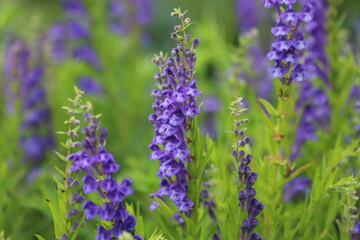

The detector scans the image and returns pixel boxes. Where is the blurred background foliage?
[0,0,360,239]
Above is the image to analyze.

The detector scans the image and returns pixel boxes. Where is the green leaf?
[46,198,66,238]
[34,234,46,240]
[55,131,67,135]
[72,125,81,134]
[51,175,65,190]
[255,101,275,134]
[54,166,66,178]
[258,98,280,117]
[54,151,67,162]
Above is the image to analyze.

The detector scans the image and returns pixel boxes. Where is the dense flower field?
[0,0,360,239]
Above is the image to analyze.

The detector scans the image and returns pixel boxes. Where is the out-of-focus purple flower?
[26,167,43,183]
[202,96,221,113]
[68,113,141,239]
[350,86,360,101]
[149,14,200,219]
[235,0,263,32]
[48,23,68,63]
[4,40,54,167]
[303,0,330,86]
[232,98,263,239]
[355,99,360,137]
[68,19,90,40]
[5,40,29,114]
[202,96,220,139]
[352,220,360,240]
[72,45,101,70]
[48,0,103,94]
[263,1,313,84]
[61,0,88,17]
[290,0,331,161]
[283,177,311,203]
[234,1,272,99]
[290,82,331,161]
[108,0,152,36]
[77,76,103,94]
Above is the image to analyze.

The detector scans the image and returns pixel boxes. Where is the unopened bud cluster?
[62,88,93,150]
[170,8,199,50]
[345,189,360,237]
[230,97,263,240]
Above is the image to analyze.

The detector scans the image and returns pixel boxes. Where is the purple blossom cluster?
[67,113,142,240]
[231,98,263,240]
[48,0,102,94]
[148,12,201,220]
[108,0,152,37]
[263,0,313,83]
[5,40,54,170]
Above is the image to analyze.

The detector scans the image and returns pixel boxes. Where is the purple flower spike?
[264,0,313,84]
[231,98,263,239]
[68,112,142,239]
[149,10,201,219]
[5,39,54,171]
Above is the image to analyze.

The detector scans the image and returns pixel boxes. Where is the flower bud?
[192,38,200,49]
[245,137,252,144]
[171,33,178,39]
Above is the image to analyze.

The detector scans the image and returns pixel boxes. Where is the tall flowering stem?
[230,97,263,240]
[148,8,201,222]
[262,0,313,171]
[51,87,91,239]
[68,112,142,240]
